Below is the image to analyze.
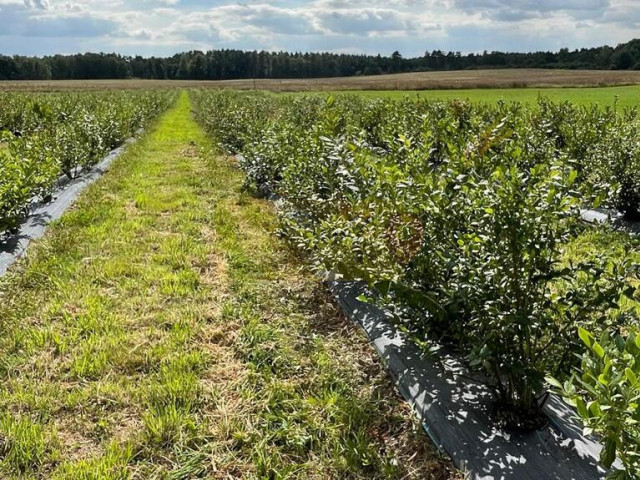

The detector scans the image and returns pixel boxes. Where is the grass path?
[0,93,456,479]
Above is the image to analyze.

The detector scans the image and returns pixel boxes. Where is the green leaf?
[593,342,606,359]
[545,376,563,390]
[375,280,443,317]
[588,401,601,417]
[576,397,589,419]
[579,327,593,348]
[605,470,629,480]
[600,437,617,469]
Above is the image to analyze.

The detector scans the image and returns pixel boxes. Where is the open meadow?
[4,69,640,109]
[3,68,640,91]
[335,84,640,108]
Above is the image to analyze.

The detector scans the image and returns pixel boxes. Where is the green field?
[327,84,640,108]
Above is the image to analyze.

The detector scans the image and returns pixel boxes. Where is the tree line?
[2,39,640,81]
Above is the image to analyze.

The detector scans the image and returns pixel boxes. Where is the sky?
[0,0,638,58]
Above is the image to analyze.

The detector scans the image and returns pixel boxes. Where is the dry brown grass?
[3,68,640,92]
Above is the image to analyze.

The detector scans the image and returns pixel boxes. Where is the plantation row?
[0,91,176,233]
[192,91,640,478]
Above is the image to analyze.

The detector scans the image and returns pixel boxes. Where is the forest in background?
[2,39,640,81]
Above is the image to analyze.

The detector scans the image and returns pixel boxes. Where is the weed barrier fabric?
[0,135,139,277]
[327,279,610,480]
[581,208,640,234]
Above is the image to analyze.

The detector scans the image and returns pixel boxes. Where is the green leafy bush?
[0,139,57,232]
[388,124,630,414]
[192,91,637,427]
[549,328,640,479]
[0,90,175,233]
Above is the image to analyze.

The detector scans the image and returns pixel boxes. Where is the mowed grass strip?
[0,92,458,479]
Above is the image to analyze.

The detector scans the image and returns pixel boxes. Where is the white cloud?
[24,0,49,9]
[0,0,636,57]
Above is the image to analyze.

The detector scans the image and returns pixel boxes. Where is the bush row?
[0,91,176,233]
[193,91,639,478]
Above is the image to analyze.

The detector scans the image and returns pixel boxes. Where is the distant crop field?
[330,84,640,108]
[3,68,640,92]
